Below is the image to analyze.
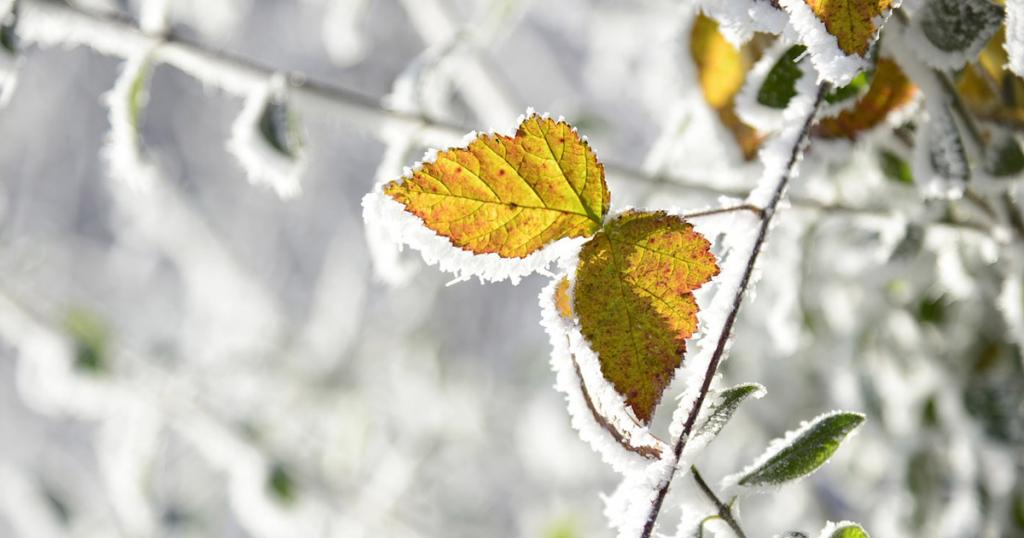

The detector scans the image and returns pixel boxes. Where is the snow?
[697,0,790,47]
[735,39,819,133]
[903,0,1001,70]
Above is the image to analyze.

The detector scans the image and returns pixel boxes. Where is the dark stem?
[681,204,764,220]
[691,466,747,538]
[639,84,830,538]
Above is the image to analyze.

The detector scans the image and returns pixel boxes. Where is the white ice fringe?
[1006,0,1024,78]
[913,101,968,200]
[902,0,999,70]
[778,0,885,85]
[227,74,306,199]
[601,459,675,538]
[361,110,590,285]
[736,39,819,133]
[697,0,789,47]
[539,273,669,475]
[818,520,869,538]
[721,410,865,494]
[103,50,159,191]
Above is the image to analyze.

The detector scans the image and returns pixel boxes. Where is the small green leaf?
[259,98,303,159]
[733,411,865,488]
[757,45,806,109]
[694,383,765,440]
[127,59,153,132]
[826,71,870,104]
[879,150,914,184]
[830,523,869,538]
[64,308,109,373]
[919,0,1003,54]
[268,463,296,504]
[0,0,17,55]
[986,134,1024,177]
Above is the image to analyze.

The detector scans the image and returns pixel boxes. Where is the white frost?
[1006,0,1024,77]
[735,39,819,133]
[226,74,306,199]
[103,50,159,191]
[778,0,883,85]
[697,0,790,47]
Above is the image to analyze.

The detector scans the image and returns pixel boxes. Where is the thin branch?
[691,466,747,538]
[681,204,764,220]
[639,84,831,538]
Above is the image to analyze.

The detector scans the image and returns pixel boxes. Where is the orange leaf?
[815,58,917,139]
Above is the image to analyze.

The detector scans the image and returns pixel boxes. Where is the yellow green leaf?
[383,115,610,258]
[956,27,1024,129]
[555,277,574,320]
[803,0,894,56]
[573,210,719,424]
[690,14,765,161]
[815,58,917,139]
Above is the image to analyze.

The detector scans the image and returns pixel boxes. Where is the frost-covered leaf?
[797,0,892,56]
[694,383,766,440]
[915,102,969,198]
[383,114,609,258]
[690,14,764,160]
[573,210,719,424]
[814,58,916,139]
[758,45,807,109]
[728,411,865,489]
[228,77,307,198]
[778,0,894,84]
[916,0,1003,63]
[819,521,870,538]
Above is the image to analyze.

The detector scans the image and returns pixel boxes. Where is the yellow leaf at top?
[804,0,893,56]
[383,115,610,258]
[690,14,765,161]
[815,58,917,139]
[573,210,719,424]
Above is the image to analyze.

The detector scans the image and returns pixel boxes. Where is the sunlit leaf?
[801,0,894,56]
[384,114,610,258]
[815,58,917,139]
[732,411,865,488]
[758,45,807,109]
[574,210,719,424]
[690,14,765,160]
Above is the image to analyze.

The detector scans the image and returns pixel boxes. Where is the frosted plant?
[0,0,1023,537]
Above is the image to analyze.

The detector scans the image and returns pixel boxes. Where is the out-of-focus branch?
[16,0,999,237]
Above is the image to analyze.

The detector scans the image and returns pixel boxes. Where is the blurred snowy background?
[0,0,1022,537]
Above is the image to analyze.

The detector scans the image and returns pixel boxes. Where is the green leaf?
[127,59,154,132]
[826,71,870,104]
[694,383,765,440]
[268,463,297,504]
[0,0,17,55]
[758,45,807,109]
[986,134,1024,177]
[574,210,719,423]
[879,150,913,184]
[64,308,109,374]
[259,97,304,160]
[919,0,1003,54]
[830,523,869,538]
[733,411,865,488]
